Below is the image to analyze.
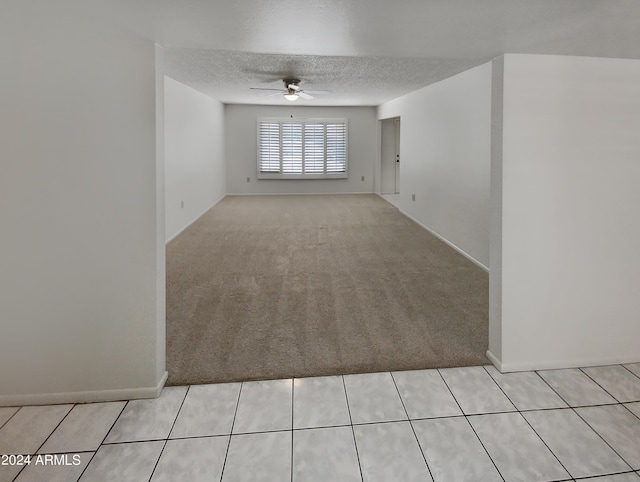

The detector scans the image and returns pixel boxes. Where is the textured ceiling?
[8,0,640,106]
[163,50,485,106]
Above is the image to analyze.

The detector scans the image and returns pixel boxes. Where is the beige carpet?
[166,194,488,386]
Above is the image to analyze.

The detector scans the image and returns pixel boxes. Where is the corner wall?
[377,62,492,268]
[488,56,504,366]
[0,16,165,404]
[155,45,167,384]
[497,54,640,370]
[164,77,226,241]
[225,105,376,194]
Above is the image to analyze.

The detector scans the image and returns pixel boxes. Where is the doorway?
[380,117,400,207]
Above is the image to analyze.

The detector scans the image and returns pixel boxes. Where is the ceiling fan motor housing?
[284,78,301,91]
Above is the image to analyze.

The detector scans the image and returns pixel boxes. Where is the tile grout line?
[578,365,636,405]
[147,386,191,482]
[573,470,640,480]
[214,427,301,436]
[5,364,639,481]
[12,407,81,482]
[144,432,167,481]
[218,382,244,482]
[620,365,640,414]
[138,433,232,442]
[350,417,451,427]
[98,438,183,446]
[97,401,130,446]
[438,368,506,482]
[0,407,21,431]
[621,364,640,382]
[7,406,44,482]
[75,400,129,482]
[579,367,624,404]
[570,406,636,474]
[622,403,640,422]
[166,386,191,441]
[389,371,435,482]
[533,369,629,408]
[9,449,98,455]
[534,370,576,408]
[32,403,76,456]
[341,375,364,482]
[535,367,638,407]
[478,366,517,413]
[536,367,639,474]
[482,366,574,480]
[9,460,27,481]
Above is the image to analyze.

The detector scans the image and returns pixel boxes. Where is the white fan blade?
[288,84,300,91]
[303,89,331,95]
[298,91,313,99]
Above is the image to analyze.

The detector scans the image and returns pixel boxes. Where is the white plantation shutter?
[281,122,303,173]
[304,122,325,174]
[258,118,347,178]
[326,122,347,173]
[258,122,280,173]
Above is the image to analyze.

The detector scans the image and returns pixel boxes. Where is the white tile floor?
[1,364,640,482]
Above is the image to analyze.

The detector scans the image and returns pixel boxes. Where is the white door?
[394,118,400,194]
[380,118,397,194]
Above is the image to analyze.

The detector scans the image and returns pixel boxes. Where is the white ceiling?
[162,49,486,106]
[11,0,640,106]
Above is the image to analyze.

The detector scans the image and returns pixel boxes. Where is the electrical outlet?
[246,177,251,183]
[361,176,365,181]
[411,194,415,201]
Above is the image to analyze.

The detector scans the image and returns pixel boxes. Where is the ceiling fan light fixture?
[284,93,299,101]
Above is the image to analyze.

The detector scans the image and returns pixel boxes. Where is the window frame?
[256,117,348,180]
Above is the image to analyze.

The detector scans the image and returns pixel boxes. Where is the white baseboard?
[399,209,489,272]
[166,195,226,244]
[485,350,502,371]
[0,371,168,407]
[225,192,375,196]
[496,356,640,373]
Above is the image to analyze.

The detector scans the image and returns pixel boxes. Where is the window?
[257,118,348,179]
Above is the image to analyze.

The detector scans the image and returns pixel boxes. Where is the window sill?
[257,173,348,180]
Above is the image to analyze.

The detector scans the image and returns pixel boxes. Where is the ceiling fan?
[250,79,331,102]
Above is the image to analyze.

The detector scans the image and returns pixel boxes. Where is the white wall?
[165,77,226,241]
[225,105,376,194]
[0,17,165,404]
[377,62,492,269]
[495,54,640,371]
